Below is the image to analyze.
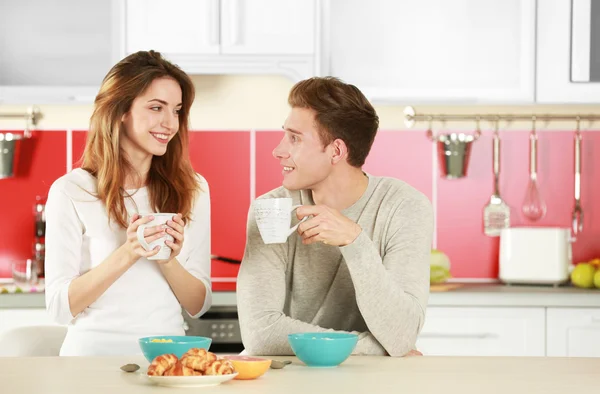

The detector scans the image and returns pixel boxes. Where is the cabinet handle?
[209,0,220,46]
[419,333,498,339]
[228,0,241,46]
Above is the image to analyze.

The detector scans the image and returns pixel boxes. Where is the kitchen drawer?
[547,307,600,357]
[416,307,545,356]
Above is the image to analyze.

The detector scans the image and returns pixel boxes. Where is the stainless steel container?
[428,131,481,179]
[0,132,24,179]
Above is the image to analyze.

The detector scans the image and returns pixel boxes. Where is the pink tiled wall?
[1,128,599,282]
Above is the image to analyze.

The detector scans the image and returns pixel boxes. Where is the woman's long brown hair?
[81,50,199,229]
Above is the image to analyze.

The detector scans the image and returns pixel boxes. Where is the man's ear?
[331,139,348,164]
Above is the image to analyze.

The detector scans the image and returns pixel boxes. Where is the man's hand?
[296,205,362,246]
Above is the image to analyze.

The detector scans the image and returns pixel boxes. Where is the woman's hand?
[158,213,185,264]
[124,214,165,261]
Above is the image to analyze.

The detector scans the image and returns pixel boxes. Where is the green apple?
[594,270,600,289]
[430,249,451,284]
[571,263,596,288]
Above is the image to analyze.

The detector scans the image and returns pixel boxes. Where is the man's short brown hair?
[288,76,379,167]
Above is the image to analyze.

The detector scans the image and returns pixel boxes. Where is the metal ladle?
[521,116,547,221]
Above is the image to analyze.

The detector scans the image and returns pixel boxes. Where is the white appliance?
[499,227,572,285]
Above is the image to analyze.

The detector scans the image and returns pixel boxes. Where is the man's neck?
[311,167,369,212]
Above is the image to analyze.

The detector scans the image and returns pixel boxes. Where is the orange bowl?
[223,356,271,380]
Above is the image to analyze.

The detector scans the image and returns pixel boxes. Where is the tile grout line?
[250,129,256,202]
[66,129,73,173]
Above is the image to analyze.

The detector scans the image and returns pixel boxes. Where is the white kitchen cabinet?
[0,0,125,104]
[536,0,600,103]
[0,308,58,335]
[321,0,536,104]
[416,307,546,356]
[126,0,220,55]
[125,0,317,80]
[547,307,600,357]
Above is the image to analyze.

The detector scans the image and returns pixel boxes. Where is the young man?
[237,77,433,357]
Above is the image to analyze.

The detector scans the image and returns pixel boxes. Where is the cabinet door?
[220,0,315,55]
[126,0,220,55]
[0,0,123,104]
[416,307,546,356]
[547,308,600,357]
[323,0,535,104]
[536,0,600,103]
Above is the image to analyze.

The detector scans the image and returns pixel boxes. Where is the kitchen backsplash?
[0,128,599,287]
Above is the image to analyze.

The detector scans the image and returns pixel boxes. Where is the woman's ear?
[331,139,348,164]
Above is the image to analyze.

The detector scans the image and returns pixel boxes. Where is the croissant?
[147,354,178,376]
[164,361,202,376]
[180,349,218,373]
[205,359,235,376]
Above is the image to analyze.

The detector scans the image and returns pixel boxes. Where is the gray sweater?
[237,174,433,356]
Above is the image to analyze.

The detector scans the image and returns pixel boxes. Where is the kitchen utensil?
[427,120,482,179]
[499,227,571,285]
[270,360,292,369]
[572,118,584,238]
[211,255,241,264]
[483,119,510,236]
[120,363,140,373]
[521,117,546,221]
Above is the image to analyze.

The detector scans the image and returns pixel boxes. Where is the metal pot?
[427,130,481,179]
[0,132,25,179]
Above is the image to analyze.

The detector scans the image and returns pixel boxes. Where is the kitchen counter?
[1,355,597,393]
[2,283,600,309]
[0,291,237,309]
[428,282,600,307]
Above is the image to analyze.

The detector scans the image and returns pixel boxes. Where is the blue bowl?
[138,335,212,362]
[288,332,358,367]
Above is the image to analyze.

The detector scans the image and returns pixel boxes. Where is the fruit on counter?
[430,249,451,284]
[570,263,596,288]
[594,270,600,289]
[589,258,600,269]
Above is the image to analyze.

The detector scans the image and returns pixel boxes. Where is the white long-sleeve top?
[44,168,212,356]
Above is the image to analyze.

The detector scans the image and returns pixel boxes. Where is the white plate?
[146,373,238,388]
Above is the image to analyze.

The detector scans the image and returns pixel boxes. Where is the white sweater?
[44,168,212,356]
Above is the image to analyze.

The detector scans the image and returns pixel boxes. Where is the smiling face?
[273,107,334,191]
[120,76,183,161]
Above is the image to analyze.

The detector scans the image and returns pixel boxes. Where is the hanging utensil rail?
[0,106,43,138]
[404,106,600,128]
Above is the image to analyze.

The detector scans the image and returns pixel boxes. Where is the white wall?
[1,75,600,132]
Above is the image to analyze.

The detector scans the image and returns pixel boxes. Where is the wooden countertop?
[1,355,597,393]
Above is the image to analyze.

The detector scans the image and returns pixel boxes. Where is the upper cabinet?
[125,0,317,80]
[0,0,124,104]
[320,0,536,104]
[536,0,600,103]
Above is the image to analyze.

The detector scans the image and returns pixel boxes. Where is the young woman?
[44,50,212,356]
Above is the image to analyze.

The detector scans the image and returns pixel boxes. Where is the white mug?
[254,198,307,244]
[136,213,176,260]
